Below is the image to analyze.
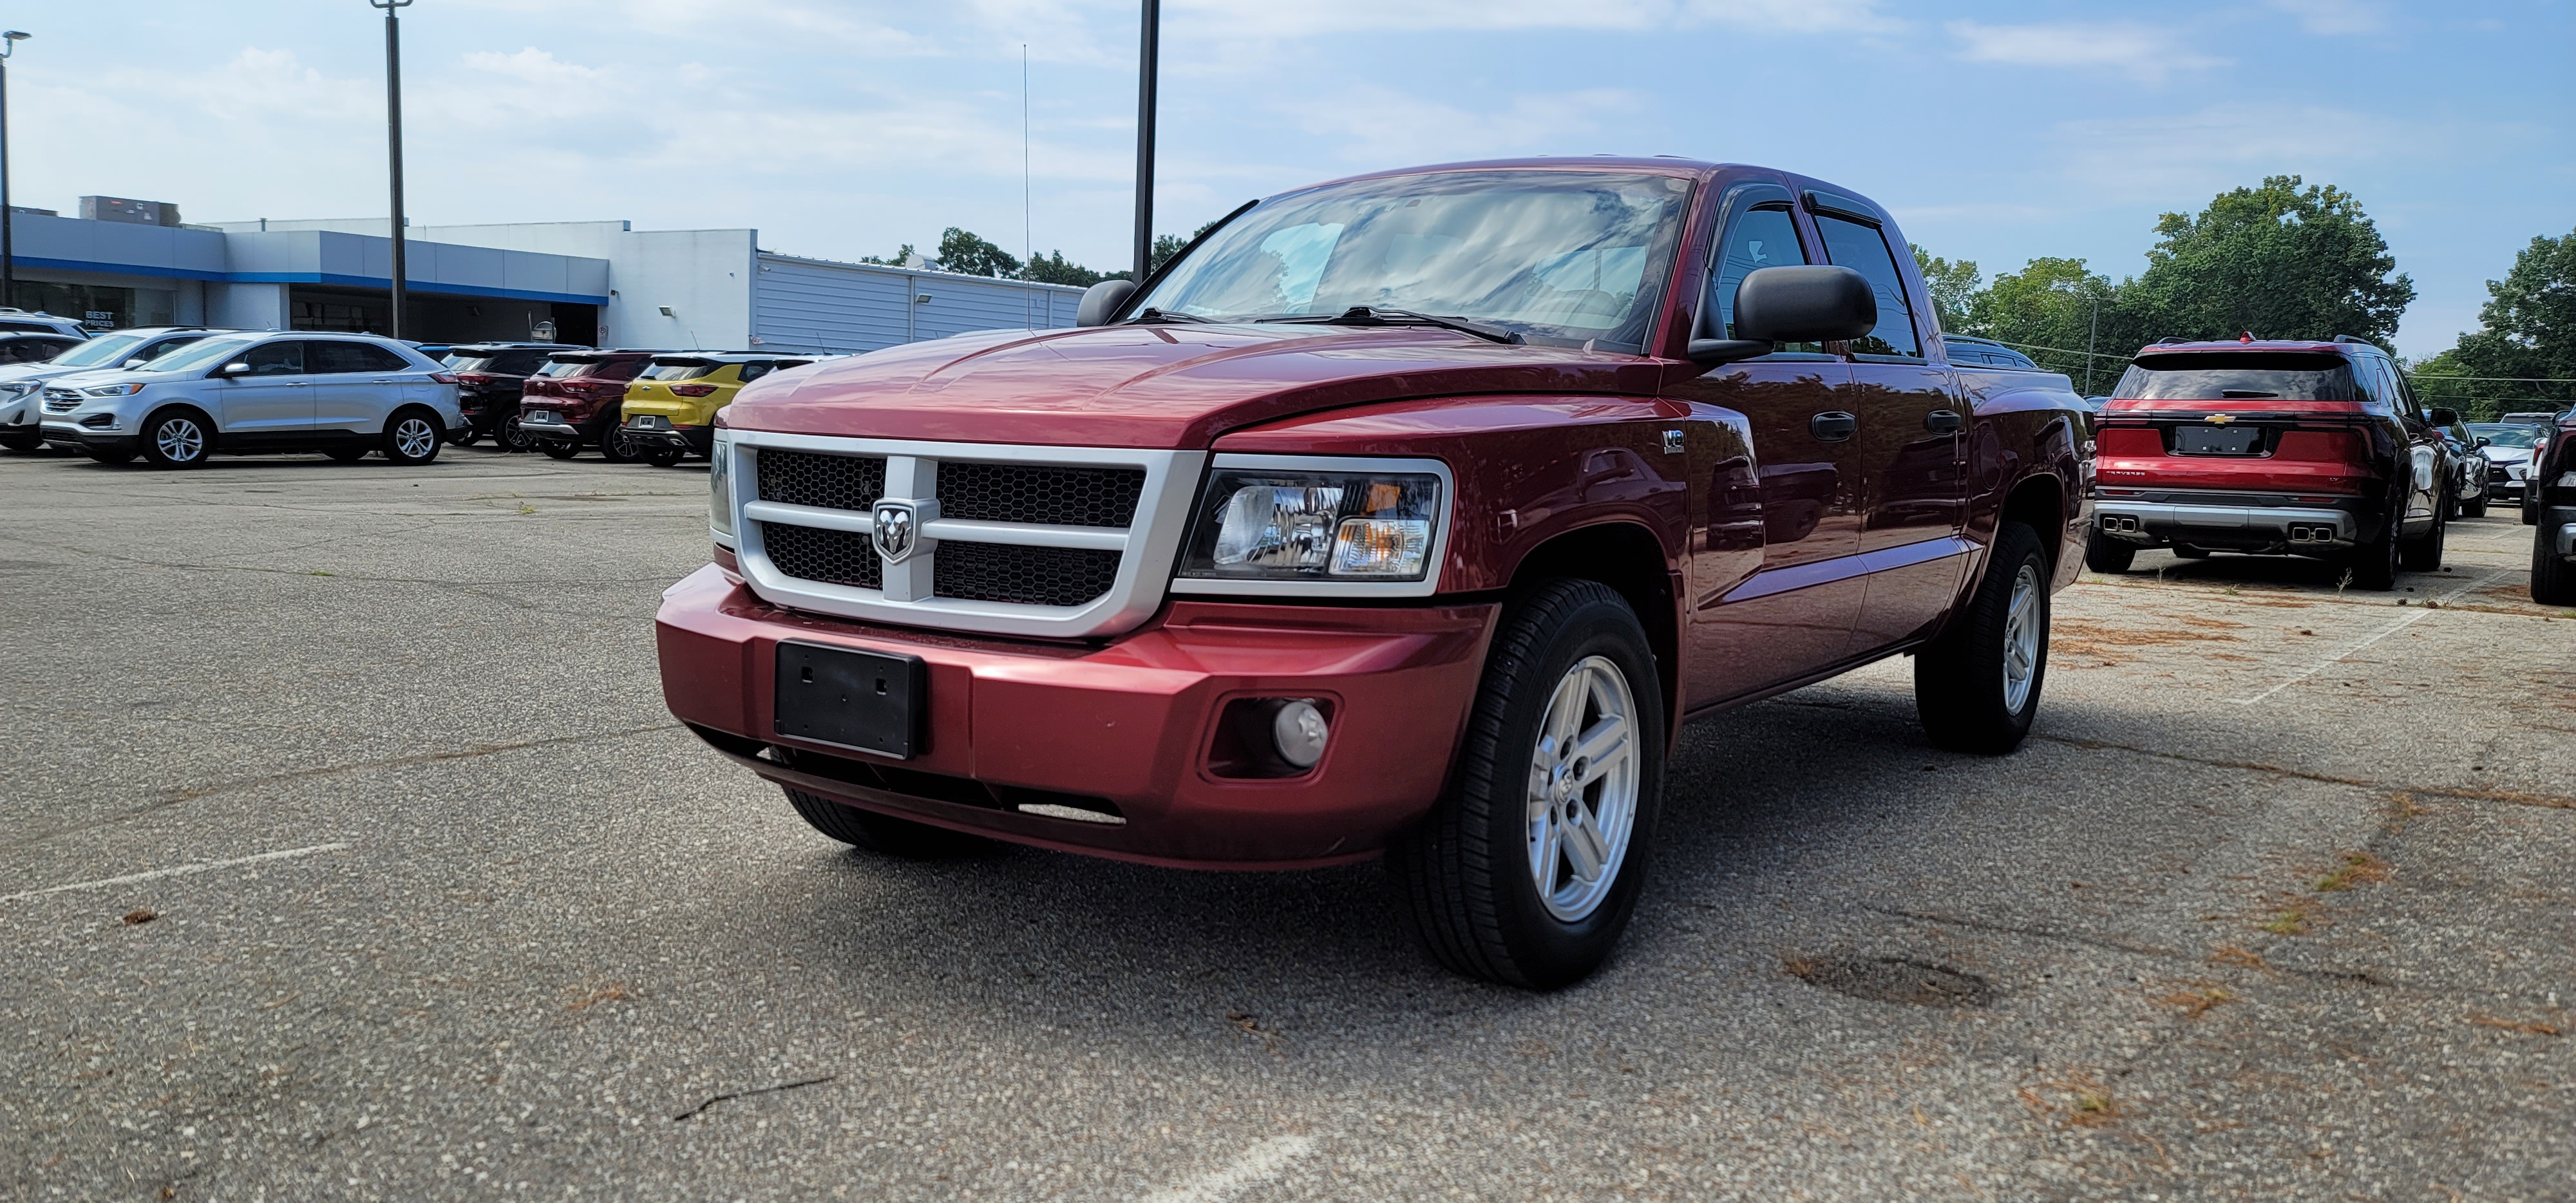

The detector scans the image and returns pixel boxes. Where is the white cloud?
[2047,104,2407,202]
[1280,84,1642,166]
[2268,0,2391,35]
[1948,20,2226,81]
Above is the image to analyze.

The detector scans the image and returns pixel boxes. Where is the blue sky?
[22,1,2573,356]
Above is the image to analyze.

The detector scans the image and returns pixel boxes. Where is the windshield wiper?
[1265,307,1520,345]
[1123,307,1215,325]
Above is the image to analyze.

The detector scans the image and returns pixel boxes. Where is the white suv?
[0,307,93,338]
[0,327,234,452]
[39,332,465,468]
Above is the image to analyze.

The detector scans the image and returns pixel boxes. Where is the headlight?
[708,429,737,543]
[84,383,146,397]
[0,382,33,398]
[1175,456,1447,591]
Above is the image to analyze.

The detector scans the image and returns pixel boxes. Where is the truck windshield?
[1132,170,1692,353]
[2114,353,2360,401]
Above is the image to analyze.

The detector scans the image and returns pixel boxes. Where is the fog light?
[1271,699,1329,770]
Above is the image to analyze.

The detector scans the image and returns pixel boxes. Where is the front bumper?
[656,564,1495,868]
[40,421,137,454]
[2094,491,2369,551]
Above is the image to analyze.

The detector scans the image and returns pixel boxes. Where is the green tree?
[1021,251,1106,288]
[2125,175,2412,346]
[2421,227,2576,418]
[857,242,917,267]
[1965,257,2126,392]
[936,227,1022,278]
[1910,245,1980,336]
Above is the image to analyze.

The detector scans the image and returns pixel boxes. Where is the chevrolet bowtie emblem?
[2206,413,2235,424]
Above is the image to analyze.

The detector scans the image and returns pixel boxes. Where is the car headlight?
[708,429,737,543]
[0,382,34,398]
[84,383,146,397]
[1175,456,1447,591]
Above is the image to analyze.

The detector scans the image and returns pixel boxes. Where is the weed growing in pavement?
[2336,568,2353,594]
[2154,985,2235,1018]
[2468,1013,2563,1037]
[2315,852,2391,892]
[2208,945,2266,969]
[2018,1070,2124,1128]
[2260,907,2311,935]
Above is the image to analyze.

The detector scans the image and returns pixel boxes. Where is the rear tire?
[2536,524,2576,606]
[2462,489,2488,518]
[2348,513,2401,591]
[496,417,535,453]
[1915,520,2049,755]
[382,408,443,466]
[538,440,579,460]
[597,415,638,464]
[782,787,992,857]
[2400,504,2446,573]
[1387,578,1665,990]
[643,447,686,468]
[139,408,213,469]
[2083,533,2135,574]
[448,426,481,447]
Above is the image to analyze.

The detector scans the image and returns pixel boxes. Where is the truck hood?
[722,323,1663,448]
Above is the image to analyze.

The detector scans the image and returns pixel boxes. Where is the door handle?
[1925,409,1963,433]
[1810,412,1857,442]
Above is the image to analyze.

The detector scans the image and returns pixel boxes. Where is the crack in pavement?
[670,1075,836,1122]
[3,721,685,851]
[2034,734,2576,812]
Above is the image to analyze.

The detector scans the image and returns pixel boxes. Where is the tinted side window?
[350,343,413,372]
[2352,355,2397,416]
[142,336,206,361]
[1708,205,1808,342]
[1814,214,1921,359]
[495,351,545,374]
[595,358,646,381]
[737,362,773,383]
[310,341,413,373]
[243,341,307,375]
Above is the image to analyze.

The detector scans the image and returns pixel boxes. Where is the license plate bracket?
[774,641,925,759]
[2174,424,2264,455]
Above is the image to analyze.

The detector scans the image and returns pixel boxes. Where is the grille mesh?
[757,449,887,512]
[759,522,882,589]
[934,462,1145,527]
[934,542,1121,607]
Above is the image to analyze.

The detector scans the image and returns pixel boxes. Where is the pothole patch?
[1787,954,1993,1008]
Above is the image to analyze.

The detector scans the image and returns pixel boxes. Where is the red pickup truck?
[2532,414,2576,603]
[2087,336,2452,589]
[656,159,2088,987]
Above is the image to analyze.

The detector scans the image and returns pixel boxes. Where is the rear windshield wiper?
[1264,307,1520,345]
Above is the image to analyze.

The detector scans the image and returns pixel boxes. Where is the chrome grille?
[933,542,1122,607]
[757,448,886,511]
[933,462,1144,527]
[43,388,81,414]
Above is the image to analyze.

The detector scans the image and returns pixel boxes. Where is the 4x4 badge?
[872,500,919,564]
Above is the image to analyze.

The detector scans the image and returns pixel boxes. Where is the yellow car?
[618,352,835,465]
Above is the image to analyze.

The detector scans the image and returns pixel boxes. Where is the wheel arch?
[2000,472,2067,571]
[1502,520,1680,733]
[142,401,222,456]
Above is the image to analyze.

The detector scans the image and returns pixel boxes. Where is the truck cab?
[654,159,2087,987]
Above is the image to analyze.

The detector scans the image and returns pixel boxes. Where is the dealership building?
[5,197,1088,352]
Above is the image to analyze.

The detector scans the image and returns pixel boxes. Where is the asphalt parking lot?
[4,448,2571,1201]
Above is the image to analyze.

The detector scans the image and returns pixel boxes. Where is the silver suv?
[39,332,464,468]
[0,327,232,452]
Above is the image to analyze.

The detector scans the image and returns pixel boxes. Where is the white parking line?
[1137,1136,1316,1203]
[2231,570,2501,706]
[1,842,352,904]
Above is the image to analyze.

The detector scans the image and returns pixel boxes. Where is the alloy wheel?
[2002,562,2041,714]
[155,416,205,464]
[1524,654,1641,923]
[394,417,439,460]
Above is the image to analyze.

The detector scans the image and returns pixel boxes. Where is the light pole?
[0,30,30,312]
[370,0,412,340]
[1132,0,1159,281]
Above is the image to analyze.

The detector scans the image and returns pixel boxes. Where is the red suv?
[516,350,657,462]
[2087,336,2451,589]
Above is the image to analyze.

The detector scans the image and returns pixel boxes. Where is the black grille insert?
[759,522,882,589]
[934,462,1145,527]
[758,449,887,512]
[934,542,1121,607]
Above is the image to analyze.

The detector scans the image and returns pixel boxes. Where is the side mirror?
[2476,437,2491,448]
[2427,407,2461,427]
[217,361,252,377]
[1074,278,1138,327]
[1735,265,1877,345]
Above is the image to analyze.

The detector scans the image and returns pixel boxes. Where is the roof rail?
[2331,334,2372,345]
[2154,337,2190,345]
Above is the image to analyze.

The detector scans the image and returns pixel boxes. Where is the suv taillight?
[671,384,717,397]
[429,372,459,384]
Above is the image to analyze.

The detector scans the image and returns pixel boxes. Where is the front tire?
[1388,578,1665,990]
[383,408,443,466]
[140,408,213,469]
[2535,524,2576,606]
[1915,520,2049,755]
[597,415,638,464]
[2400,504,2446,573]
[537,439,580,460]
[2462,489,2487,519]
[495,417,535,453]
[782,787,991,857]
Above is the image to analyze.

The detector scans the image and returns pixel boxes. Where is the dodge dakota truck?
[656,159,2088,987]
[2087,336,2450,589]
[2531,414,2576,604]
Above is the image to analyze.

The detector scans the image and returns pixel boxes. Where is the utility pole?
[370,0,413,340]
[0,31,29,312]
[1132,0,1159,282]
